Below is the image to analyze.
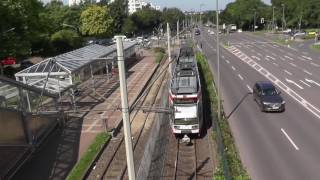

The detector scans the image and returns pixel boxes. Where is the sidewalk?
[13,50,157,180]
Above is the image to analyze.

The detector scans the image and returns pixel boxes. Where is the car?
[252,81,285,112]
[1,57,16,65]
[194,29,200,35]
[209,31,215,35]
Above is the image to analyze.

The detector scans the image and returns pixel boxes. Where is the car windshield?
[262,88,277,96]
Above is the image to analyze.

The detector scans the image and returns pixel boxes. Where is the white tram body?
[169,46,203,135]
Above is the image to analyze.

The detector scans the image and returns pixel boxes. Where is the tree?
[51,29,82,54]
[131,7,162,35]
[79,5,113,37]
[162,8,185,32]
[109,0,128,34]
[122,18,137,37]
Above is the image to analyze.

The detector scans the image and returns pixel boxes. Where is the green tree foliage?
[79,5,113,37]
[51,29,82,54]
[109,0,128,34]
[220,0,269,30]
[122,18,137,37]
[131,7,162,35]
[162,8,185,31]
[0,0,44,60]
[271,0,320,29]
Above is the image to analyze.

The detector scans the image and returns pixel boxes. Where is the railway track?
[86,57,168,180]
[174,138,197,180]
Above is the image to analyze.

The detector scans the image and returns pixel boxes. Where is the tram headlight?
[192,125,199,129]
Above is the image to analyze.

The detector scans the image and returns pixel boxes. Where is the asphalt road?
[197,28,320,180]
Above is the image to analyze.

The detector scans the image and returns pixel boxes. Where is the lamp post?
[216,0,221,122]
[282,4,285,32]
[200,4,205,26]
[254,9,257,32]
[272,6,275,33]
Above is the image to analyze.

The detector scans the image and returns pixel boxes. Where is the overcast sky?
[149,0,271,11]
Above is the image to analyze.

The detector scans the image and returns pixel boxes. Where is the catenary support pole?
[216,0,221,122]
[167,23,172,76]
[177,20,180,44]
[115,36,135,180]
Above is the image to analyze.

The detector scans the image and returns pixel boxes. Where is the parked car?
[1,57,16,65]
[253,81,285,112]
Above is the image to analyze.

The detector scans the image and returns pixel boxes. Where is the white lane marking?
[289,63,297,67]
[310,62,320,67]
[286,78,304,89]
[267,55,275,60]
[226,60,230,64]
[231,66,236,71]
[246,84,253,93]
[221,55,225,59]
[280,57,286,61]
[238,74,244,80]
[226,46,320,119]
[281,128,300,151]
[251,56,261,61]
[303,70,312,76]
[284,70,292,75]
[302,56,312,60]
[300,80,311,87]
[265,57,270,61]
[298,57,307,62]
[273,44,280,48]
[305,79,320,87]
[284,55,294,60]
[273,63,279,66]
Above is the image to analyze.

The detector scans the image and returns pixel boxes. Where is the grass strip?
[153,47,166,63]
[67,132,111,180]
[196,52,250,180]
[311,44,320,51]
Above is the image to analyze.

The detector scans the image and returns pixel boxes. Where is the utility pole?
[216,0,221,122]
[254,10,256,32]
[115,36,135,180]
[282,4,285,32]
[167,23,172,76]
[272,6,275,33]
[177,20,180,44]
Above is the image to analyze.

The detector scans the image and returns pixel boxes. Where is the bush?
[153,47,165,54]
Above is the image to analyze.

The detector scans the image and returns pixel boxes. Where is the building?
[128,0,160,14]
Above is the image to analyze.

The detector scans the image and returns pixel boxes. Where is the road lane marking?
[231,66,236,71]
[284,70,292,75]
[221,55,225,59]
[251,56,261,61]
[246,84,253,92]
[305,79,320,87]
[286,78,304,89]
[284,55,294,60]
[289,63,297,67]
[267,55,275,60]
[310,62,320,67]
[273,63,279,66]
[303,69,312,76]
[265,57,270,61]
[281,128,300,151]
[302,56,312,60]
[238,74,244,80]
[299,80,311,87]
[226,60,230,64]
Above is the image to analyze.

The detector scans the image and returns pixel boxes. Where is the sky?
[149,0,271,11]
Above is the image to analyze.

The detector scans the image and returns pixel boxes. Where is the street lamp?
[200,4,205,26]
[253,9,257,32]
[272,6,275,33]
[216,0,221,122]
[281,4,285,32]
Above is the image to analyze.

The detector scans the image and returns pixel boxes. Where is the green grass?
[155,52,165,63]
[252,30,267,36]
[311,44,320,51]
[67,132,111,180]
[196,52,250,180]
[302,34,316,40]
[273,38,292,46]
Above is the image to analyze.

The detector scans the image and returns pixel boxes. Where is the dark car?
[195,29,200,35]
[253,81,285,112]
